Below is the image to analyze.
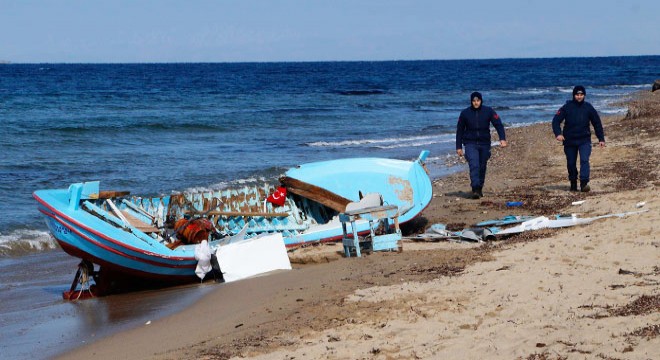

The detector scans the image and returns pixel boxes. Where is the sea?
[1,56,658,358]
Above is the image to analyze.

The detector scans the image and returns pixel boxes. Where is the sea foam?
[0,229,57,256]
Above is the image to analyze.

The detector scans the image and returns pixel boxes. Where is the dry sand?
[61,92,659,360]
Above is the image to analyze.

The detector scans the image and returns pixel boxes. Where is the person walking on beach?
[456,92,507,199]
[552,85,605,192]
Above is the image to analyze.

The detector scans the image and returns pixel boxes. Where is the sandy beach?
[60,90,659,360]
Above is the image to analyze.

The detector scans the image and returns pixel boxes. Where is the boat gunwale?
[34,192,196,262]
[39,208,197,271]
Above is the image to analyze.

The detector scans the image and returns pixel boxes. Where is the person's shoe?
[470,188,480,199]
[477,187,484,198]
[570,180,578,192]
[580,181,590,192]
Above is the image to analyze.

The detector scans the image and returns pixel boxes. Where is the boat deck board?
[120,210,159,233]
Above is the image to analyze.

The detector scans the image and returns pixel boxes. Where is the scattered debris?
[618,268,642,277]
[496,210,648,236]
[476,215,536,227]
[608,295,660,317]
[410,208,648,244]
[626,323,660,339]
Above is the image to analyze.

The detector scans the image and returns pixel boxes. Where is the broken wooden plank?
[120,210,160,233]
[280,176,351,212]
[90,190,131,199]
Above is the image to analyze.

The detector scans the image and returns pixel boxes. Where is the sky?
[1,0,658,63]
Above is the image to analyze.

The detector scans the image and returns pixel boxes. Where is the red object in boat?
[267,186,287,207]
[174,218,214,244]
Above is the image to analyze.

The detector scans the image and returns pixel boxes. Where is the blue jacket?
[456,105,506,149]
[552,100,605,146]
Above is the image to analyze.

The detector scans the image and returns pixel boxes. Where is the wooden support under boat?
[62,260,98,300]
[280,176,351,212]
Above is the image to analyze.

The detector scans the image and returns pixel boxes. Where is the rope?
[74,263,94,300]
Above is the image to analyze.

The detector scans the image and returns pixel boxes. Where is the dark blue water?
[1,57,658,255]
[0,56,658,358]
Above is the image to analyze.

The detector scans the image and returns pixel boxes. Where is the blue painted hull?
[33,152,433,282]
[285,155,432,224]
[35,190,198,281]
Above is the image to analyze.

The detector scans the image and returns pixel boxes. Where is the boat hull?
[33,152,433,287]
[35,193,198,282]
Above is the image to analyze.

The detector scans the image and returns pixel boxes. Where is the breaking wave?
[600,107,627,114]
[608,84,651,89]
[0,229,57,257]
[505,104,563,111]
[502,88,551,95]
[182,165,290,194]
[508,121,542,128]
[305,134,453,149]
[183,175,278,194]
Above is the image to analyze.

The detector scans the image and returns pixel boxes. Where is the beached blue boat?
[33,151,432,296]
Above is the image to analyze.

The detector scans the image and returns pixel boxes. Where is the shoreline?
[59,91,659,359]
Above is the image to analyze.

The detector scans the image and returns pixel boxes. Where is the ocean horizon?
[3,53,658,64]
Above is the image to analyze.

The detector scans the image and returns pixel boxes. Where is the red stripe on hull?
[33,193,194,261]
[57,240,197,283]
[41,208,196,270]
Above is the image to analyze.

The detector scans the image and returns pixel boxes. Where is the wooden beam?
[120,211,160,233]
[92,190,131,199]
[280,176,351,212]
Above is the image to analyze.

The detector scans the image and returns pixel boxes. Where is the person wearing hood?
[552,85,605,192]
[456,91,507,199]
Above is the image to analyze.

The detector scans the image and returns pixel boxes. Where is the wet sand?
[0,250,218,359]
[60,91,659,359]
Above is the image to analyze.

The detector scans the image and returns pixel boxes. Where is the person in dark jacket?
[552,85,605,192]
[456,92,507,199]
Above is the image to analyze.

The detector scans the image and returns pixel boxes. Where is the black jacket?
[552,100,605,146]
[456,105,506,149]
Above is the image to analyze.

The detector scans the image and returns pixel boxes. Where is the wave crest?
[0,230,57,257]
[305,134,453,149]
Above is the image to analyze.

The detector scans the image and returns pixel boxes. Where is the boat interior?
[82,181,346,249]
